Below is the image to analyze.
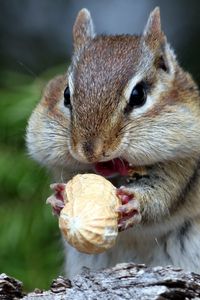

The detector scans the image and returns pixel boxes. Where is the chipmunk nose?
[77,138,104,162]
[82,141,94,157]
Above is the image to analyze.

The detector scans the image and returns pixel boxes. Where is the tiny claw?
[116,200,138,214]
[118,213,141,232]
[116,187,134,204]
[47,183,66,216]
[116,187,141,232]
[46,195,64,207]
[50,183,66,192]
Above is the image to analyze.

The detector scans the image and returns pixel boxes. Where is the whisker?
[36,111,71,132]
[119,156,126,169]
[27,130,70,139]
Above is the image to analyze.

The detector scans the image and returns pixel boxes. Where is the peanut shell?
[59,174,120,254]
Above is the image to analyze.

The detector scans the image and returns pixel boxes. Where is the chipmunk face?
[27,8,200,176]
[64,8,200,170]
[69,34,149,163]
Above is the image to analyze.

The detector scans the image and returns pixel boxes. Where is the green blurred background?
[0,0,200,292]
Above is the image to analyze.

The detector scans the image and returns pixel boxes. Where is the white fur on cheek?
[68,72,74,97]
[58,97,71,118]
[131,95,155,117]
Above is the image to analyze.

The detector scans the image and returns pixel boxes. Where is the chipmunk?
[26,7,200,278]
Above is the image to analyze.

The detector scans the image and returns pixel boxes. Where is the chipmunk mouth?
[94,158,132,178]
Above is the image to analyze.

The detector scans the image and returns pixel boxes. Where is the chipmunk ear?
[143,8,176,75]
[73,8,95,52]
[143,7,161,37]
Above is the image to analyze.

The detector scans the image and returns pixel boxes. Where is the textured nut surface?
[59,174,120,254]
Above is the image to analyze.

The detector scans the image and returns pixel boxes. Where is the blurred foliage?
[0,65,67,291]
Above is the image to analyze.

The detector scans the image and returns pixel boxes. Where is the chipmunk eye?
[125,82,147,112]
[64,86,71,108]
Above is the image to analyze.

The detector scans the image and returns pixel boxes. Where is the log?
[1,263,200,299]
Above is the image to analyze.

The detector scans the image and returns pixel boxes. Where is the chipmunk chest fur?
[26,7,200,277]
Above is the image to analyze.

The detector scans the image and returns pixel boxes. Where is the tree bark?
[1,263,200,299]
